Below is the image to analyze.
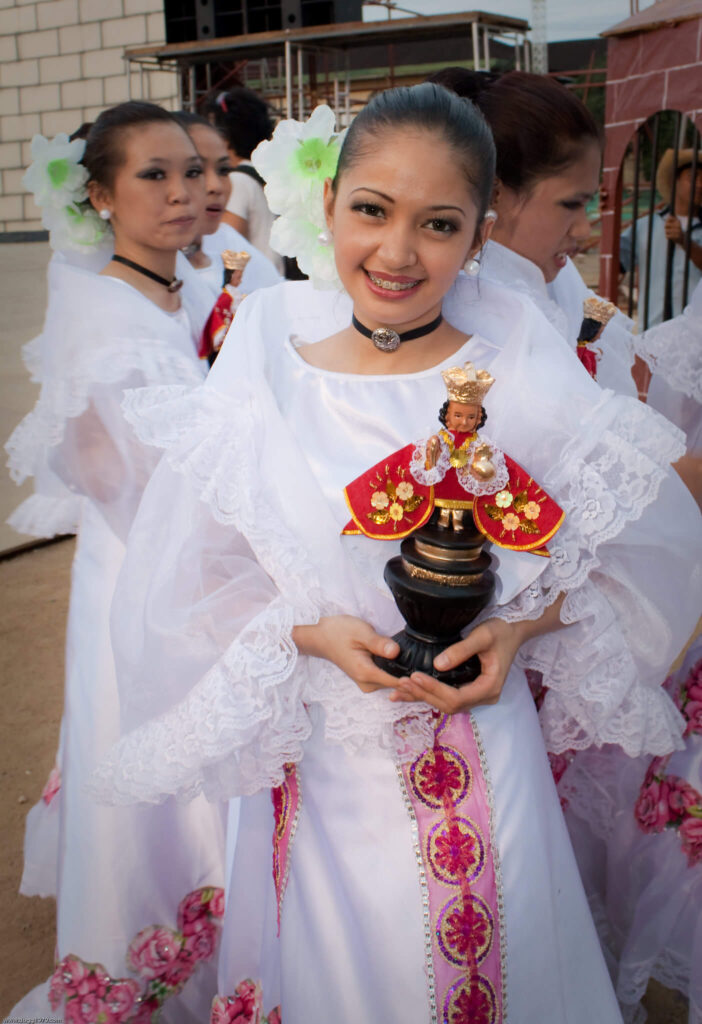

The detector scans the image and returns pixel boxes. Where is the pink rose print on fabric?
[667,775,699,817]
[42,765,61,805]
[683,700,702,738]
[129,996,162,1023]
[127,925,184,980]
[49,886,225,1023]
[157,947,197,992]
[680,815,702,867]
[106,979,142,1018]
[210,887,226,919]
[183,918,218,962]
[50,956,141,1024]
[634,774,671,833]
[178,885,224,930]
[266,1008,282,1024]
[211,979,264,1024]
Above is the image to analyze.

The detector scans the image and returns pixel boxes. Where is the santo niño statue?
[341,361,565,685]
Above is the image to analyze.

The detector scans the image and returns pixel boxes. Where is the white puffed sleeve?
[634,279,702,404]
[480,341,701,758]
[93,279,702,807]
[90,374,440,805]
[5,262,206,544]
[7,339,204,544]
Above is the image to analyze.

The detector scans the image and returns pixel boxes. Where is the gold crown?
[222,250,251,271]
[583,296,616,326]
[441,361,495,404]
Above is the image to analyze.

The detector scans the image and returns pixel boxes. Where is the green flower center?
[293,138,339,181]
[47,158,70,188]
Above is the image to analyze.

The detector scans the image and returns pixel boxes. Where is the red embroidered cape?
[342,439,564,554]
[199,287,239,360]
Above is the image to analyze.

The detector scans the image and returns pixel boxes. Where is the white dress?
[6,264,226,1024]
[637,280,702,457]
[95,275,702,1024]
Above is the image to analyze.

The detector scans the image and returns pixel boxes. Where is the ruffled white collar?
[480,241,570,341]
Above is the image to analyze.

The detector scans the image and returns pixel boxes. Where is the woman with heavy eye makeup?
[7,102,225,1023]
[174,111,282,303]
[94,84,700,1024]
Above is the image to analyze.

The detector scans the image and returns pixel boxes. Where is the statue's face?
[445,401,480,433]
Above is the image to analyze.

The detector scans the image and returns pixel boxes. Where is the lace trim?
[409,434,509,497]
[490,398,687,757]
[7,491,80,538]
[93,386,436,804]
[634,313,702,402]
[6,338,203,485]
[22,334,42,383]
[97,384,688,802]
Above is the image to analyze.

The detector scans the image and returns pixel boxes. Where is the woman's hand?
[390,596,565,715]
[389,618,525,714]
[292,616,404,694]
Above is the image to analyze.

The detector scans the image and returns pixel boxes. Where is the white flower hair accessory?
[23,132,110,253]
[251,105,346,290]
[42,203,109,253]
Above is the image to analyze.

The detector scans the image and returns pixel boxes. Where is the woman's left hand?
[389,617,524,714]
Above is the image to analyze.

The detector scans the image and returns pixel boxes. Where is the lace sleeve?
[490,397,699,758]
[6,337,204,543]
[633,282,702,402]
[90,383,436,805]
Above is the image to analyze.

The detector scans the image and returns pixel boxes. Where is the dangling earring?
[99,209,111,221]
[317,229,332,246]
[464,256,480,276]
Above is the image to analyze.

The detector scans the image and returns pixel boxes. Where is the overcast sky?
[363,0,638,41]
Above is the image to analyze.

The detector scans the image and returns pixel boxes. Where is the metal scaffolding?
[124,10,531,123]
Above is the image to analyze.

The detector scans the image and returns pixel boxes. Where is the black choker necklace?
[352,311,443,353]
[112,254,183,293]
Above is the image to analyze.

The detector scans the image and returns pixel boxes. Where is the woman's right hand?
[292,616,404,693]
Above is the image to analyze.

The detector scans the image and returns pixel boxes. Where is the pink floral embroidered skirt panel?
[215,668,623,1023]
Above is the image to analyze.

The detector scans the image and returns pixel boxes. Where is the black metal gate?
[619,111,701,330]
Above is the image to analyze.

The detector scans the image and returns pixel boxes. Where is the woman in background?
[208,86,285,275]
[7,101,225,1023]
[175,111,281,301]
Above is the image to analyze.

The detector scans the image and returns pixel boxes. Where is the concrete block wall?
[0,0,178,233]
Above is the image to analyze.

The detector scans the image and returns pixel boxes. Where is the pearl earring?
[464,256,480,276]
[485,209,498,223]
[317,229,332,246]
[99,209,111,221]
